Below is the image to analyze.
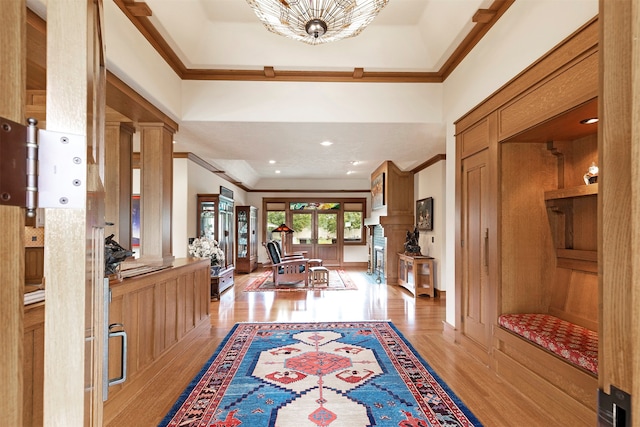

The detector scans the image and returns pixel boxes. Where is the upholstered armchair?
[265,241,309,286]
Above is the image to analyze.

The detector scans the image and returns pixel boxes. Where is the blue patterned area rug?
[159,321,481,426]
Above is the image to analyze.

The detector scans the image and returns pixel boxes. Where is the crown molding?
[113,0,513,83]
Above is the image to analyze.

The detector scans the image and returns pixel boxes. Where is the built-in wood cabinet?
[23,302,44,427]
[397,253,435,298]
[235,206,258,273]
[458,146,494,361]
[25,247,44,285]
[455,19,599,424]
[196,194,234,270]
[103,258,210,424]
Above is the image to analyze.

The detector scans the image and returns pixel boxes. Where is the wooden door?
[461,149,492,352]
[43,1,107,425]
[291,210,340,266]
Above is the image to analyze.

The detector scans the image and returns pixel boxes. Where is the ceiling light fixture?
[245,0,389,45]
[580,117,599,125]
[321,140,333,146]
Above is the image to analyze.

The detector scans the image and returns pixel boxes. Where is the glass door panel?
[317,213,337,244]
[237,210,248,259]
[200,202,216,241]
[316,212,339,264]
[290,211,340,265]
[291,212,313,257]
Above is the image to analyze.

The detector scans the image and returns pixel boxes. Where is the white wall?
[414,159,446,290]
[181,81,442,124]
[441,0,599,326]
[171,158,249,258]
[103,0,182,121]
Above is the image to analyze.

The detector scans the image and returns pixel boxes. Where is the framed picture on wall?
[371,172,385,210]
[416,197,433,231]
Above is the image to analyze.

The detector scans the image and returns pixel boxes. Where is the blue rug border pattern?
[159,321,482,426]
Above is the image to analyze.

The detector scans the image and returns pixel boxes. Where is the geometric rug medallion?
[159,321,482,426]
[243,270,358,292]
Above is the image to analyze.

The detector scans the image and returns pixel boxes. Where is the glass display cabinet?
[235,206,258,273]
[196,194,234,269]
[197,194,235,299]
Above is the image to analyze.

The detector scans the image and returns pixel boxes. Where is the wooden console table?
[397,253,435,298]
[211,266,234,300]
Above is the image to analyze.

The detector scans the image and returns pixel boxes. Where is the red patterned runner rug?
[243,269,357,292]
[160,321,481,427]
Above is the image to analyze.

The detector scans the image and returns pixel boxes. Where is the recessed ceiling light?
[320,141,333,146]
[275,170,281,174]
[269,160,276,164]
[347,170,355,175]
[351,161,360,165]
[580,117,599,124]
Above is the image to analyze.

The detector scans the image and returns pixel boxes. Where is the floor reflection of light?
[217,271,428,326]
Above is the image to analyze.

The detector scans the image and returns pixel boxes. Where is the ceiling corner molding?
[174,152,251,192]
[247,189,371,193]
[438,0,515,80]
[473,9,496,24]
[115,0,512,83]
[182,68,442,83]
[411,154,446,174]
[113,0,188,78]
[125,2,152,17]
[264,66,276,78]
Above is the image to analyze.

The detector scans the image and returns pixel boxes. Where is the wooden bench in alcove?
[492,269,598,423]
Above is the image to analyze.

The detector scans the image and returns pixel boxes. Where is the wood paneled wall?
[103,258,210,424]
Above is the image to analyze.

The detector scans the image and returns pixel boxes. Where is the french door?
[290,210,340,266]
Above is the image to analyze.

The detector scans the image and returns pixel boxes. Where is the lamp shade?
[246,0,389,45]
[272,223,295,234]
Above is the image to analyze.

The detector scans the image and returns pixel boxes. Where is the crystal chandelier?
[246,0,389,45]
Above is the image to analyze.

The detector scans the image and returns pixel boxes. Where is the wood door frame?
[43,1,106,425]
[0,1,27,425]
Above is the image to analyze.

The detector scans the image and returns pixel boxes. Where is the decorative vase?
[211,266,221,276]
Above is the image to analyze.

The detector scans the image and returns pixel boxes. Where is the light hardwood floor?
[106,268,587,426]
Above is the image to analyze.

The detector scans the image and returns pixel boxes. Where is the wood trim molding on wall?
[411,154,446,174]
[172,152,370,193]
[113,0,513,83]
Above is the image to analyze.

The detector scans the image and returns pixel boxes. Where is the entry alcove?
[499,98,599,319]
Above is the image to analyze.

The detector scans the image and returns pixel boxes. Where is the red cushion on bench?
[498,313,598,375]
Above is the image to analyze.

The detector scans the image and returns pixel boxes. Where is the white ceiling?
[33,0,498,188]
